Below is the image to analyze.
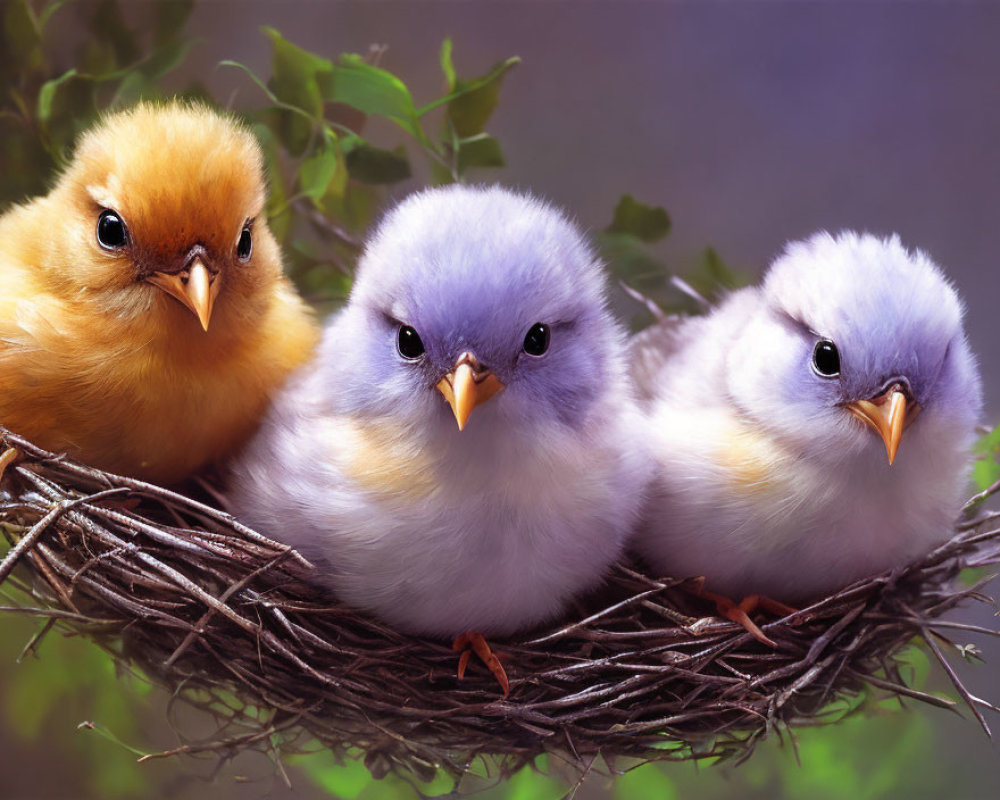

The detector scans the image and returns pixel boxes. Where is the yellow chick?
[0,102,319,484]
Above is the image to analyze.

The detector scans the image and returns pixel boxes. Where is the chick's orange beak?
[845,383,920,465]
[145,258,221,331]
[435,352,504,430]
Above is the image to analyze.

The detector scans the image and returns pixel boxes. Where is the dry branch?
[0,427,998,781]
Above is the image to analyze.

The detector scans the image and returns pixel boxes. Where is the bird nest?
[0,428,999,786]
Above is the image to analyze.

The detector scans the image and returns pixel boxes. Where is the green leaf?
[434,55,520,137]
[299,132,343,206]
[672,247,748,309]
[971,459,999,495]
[253,120,281,178]
[607,194,672,242]
[222,62,319,152]
[253,29,338,155]
[325,181,378,234]
[228,75,316,157]
[456,133,504,173]
[37,68,78,123]
[252,122,292,241]
[972,423,1000,491]
[439,37,456,91]
[700,246,743,288]
[344,141,411,184]
[892,644,932,693]
[262,26,332,117]
[324,53,422,140]
[596,231,667,288]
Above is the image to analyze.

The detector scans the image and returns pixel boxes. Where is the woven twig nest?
[0,428,998,783]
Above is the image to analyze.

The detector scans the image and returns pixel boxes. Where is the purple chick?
[229,185,649,674]
[633,231,983,611]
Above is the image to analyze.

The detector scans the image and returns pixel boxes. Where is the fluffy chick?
[229,185,649,650]
[0,102,318,484]
[634,231,982,607]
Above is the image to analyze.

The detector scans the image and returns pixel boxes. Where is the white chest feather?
[638,403,969,601]
[243,408,646,638]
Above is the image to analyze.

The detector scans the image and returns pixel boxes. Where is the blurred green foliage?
[0,0,203,207]
[0,593,153,797]
[595,194,749,328]
[972,423,1000,493]
[0,606,984,800]
[1,2,995,799]
[219,26,519,308]
[0,0,732,320]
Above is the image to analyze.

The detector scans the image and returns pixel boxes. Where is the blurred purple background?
[187,1,1000,418]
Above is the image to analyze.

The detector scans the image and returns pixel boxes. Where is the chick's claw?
[633,232,980,619]
[752,594,798,617]
[697,588,797,649]
[452,631,509,697]
[0,447,19,484]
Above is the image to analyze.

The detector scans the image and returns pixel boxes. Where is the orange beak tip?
[435,355,504,430]
[847,387,911,466]
[146,259,218,331]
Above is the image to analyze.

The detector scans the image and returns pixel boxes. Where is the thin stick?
[922,629,992,738]
[0,488,128,583]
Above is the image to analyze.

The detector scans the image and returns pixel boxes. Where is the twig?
[0,423,997,780]
[922,628,992,738]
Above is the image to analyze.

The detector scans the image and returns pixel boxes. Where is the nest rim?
[0,428,998,783]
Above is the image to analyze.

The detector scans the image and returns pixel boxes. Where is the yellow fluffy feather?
[0,102,319,483]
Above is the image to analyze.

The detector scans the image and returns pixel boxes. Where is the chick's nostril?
[887,378,913,398]
[455,351,490,375]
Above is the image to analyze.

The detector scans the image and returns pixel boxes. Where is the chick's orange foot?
[0,447,19,484]
[696,586,797,648]
[452,631,509,698]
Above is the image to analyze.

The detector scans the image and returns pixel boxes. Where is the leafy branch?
[220,30,519,306]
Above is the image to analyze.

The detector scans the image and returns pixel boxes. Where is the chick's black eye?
[236,225,253,262]
[523,322,550,357]
[96,210,128,250]
[812,340,840,377]
[397,325,424,360]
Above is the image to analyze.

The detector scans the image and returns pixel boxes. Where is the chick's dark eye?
[236,226,253,262]
[812,340,841,377]
[96,210,128,250]
[523,322,550,357]
[397,325,424,360]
